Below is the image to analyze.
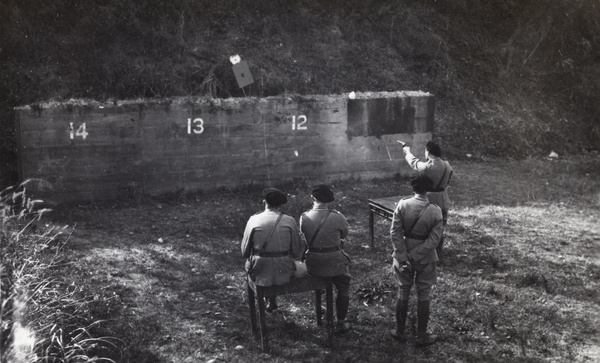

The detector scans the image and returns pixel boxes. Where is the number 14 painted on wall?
[69,122,88,140]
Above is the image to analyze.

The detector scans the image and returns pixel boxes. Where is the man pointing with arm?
[402,141,452,263]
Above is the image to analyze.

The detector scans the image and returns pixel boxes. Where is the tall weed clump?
[0,181,115,362]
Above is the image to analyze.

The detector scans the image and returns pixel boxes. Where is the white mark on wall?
[385,145,392,161]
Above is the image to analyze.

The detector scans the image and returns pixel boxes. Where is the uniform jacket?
[390,194,443,265]
[241,210,303,286]
[300,207,351,277]
[405,152,453,212]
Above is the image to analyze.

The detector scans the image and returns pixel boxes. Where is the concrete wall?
[16,91,435,203]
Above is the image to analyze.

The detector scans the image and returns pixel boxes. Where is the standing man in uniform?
[402,141,452,262]
[300,183,352,334]
[390,173,443,346]
[241,188,304,312]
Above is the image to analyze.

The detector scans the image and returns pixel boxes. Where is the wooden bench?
[247,275,334,352]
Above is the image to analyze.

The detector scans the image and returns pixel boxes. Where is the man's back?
[300,208,350,277]
[242,210,303,286]
[391,195,443,264]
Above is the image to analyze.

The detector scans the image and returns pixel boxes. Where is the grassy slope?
[53,156,600,362]
[1,0,599,189]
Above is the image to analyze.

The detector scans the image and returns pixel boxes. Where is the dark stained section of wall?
[347,93,433,138]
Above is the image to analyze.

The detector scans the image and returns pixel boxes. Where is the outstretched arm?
[404,147,428,172]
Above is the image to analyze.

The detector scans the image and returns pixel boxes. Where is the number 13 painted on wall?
[187,118,204,134]
[291,115,307,130]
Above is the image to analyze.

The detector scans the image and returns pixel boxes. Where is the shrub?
[1,180,116,362]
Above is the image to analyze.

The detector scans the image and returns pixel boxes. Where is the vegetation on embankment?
[1,0,599,187]
[0,183,117,362]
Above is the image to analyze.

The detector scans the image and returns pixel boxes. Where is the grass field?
[7,155,599,362]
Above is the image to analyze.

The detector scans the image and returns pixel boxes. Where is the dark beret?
[263,188,287,206]
[410,173,433,194]
[426,141,442,157]
[312,183,334,203]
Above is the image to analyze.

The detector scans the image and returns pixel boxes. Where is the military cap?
[312,183,334,203]
[410,173,433,194]
[263,187,287,206]
[426,141,442,157]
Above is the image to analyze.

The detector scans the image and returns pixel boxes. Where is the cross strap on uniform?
[307,210,332,248]
[403,203,431,239]
[253,213,284,256]
[433,161,450,191]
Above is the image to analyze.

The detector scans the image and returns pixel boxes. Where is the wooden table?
[368,195,407,248]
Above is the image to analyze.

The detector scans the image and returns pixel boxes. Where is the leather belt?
[404,233,428,241]
[256,251,289,258]
[309,246,341,253]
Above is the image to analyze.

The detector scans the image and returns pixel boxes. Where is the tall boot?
[335,295,351,333]
[416,300,437,346]
[266,296,278,313]
[336,295,349,321]
[391,299,408,342]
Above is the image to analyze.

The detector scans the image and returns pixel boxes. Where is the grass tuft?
[1,181,117,362]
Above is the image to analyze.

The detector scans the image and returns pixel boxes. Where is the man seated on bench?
[300,183,352,334]
[241,187,304,312]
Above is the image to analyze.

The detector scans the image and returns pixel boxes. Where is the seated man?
[300,183,352,333]
[241,187,304,312]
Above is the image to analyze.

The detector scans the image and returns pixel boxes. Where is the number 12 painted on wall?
[291,115,307,130]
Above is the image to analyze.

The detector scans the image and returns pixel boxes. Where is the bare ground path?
[55,156,600,362]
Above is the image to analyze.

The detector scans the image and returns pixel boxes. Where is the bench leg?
[256,288,269,352]
[315,289,323,325]
[326,283,334,345]
[369,209,375,248]
[247,282,258,335]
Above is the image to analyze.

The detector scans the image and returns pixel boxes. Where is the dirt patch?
[51,156,599,362]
